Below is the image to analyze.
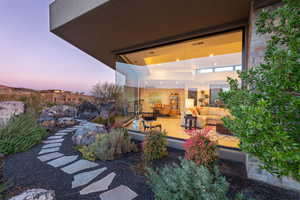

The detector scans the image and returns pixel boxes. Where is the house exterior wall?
[246,1,300,192]
[40,91,95,105]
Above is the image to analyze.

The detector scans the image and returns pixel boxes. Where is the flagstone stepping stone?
[59,129,73,133]
[72,167,107,188]
[55,132,68,136]
[99,185,138,200]
[61,160,99,174]
[39,147,60,155]
[42,143,62,149]
[38,152,64,162]
[43,139,64,144]
[47,155,78,168]
[48,135,63,139]
[80,172,116,195]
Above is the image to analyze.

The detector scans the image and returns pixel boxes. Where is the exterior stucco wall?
[50,0,109,30]
[247,1,300,192]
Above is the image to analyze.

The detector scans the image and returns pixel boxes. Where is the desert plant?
[143,130,168,163]
[0,180,12,200]
[92,115,116,132]
[0,114,46,155]
[184,128,217,168]
[0,155,12,200]
[147,158,229,200]
[76,146,96,161]
[18,94,44,117]
[220,0,300,181]
[89,128,137,160]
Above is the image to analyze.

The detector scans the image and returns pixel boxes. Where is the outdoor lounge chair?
[141,120,162,132]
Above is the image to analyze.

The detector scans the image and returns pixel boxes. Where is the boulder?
[77,101,99,120]
[57,117,77,128]
[38,116,56,131]
[40,105,77,119]
[72,122,106,146]
[0,101,25,127]
[39,105,78,131]
[9,189,55,200]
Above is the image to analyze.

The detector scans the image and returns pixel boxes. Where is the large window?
[116,30,243,149]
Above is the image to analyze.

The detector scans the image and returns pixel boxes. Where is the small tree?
[91,82,125,128]
[91,82,123,107]
[220,0,300,181]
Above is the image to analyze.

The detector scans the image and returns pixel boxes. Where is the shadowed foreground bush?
[0,114,46,155]
[147,158,229,200]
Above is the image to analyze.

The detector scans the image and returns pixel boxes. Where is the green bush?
[143,130,168,163]
[147,158,229,200]
[0,114,46,155]
[89,128,137,160]
[76,146,96,161]
[220,0,300,181]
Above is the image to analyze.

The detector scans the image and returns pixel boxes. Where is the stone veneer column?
[246,0,300,192]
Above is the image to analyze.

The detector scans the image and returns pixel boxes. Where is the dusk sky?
[0,0,115,94]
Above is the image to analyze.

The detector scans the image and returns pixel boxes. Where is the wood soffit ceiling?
[52,0,251,69]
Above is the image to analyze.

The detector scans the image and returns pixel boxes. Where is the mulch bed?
[3,131,300,200]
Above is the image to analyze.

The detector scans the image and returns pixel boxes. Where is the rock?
[57,117,77,128]
[0,101,25,127]
[38,117,77,131]
[9,189,55,200]
[77,101,99,120]
[40,105,77,119]
[72,122,106,146]
[38,116,56,131]
[39,105,78,131]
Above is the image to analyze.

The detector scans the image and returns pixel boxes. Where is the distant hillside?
[0,84,36,92]
[0,84,9,88]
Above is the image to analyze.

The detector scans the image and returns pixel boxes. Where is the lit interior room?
[116,30,243,149]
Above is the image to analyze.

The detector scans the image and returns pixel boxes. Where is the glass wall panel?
[116,30,243,149]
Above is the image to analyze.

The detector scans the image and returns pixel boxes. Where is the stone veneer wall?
[246,1,300,192]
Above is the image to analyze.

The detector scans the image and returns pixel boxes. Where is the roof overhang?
[50,0,252,69]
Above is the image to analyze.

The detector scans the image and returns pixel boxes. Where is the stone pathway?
[36,120,138,200]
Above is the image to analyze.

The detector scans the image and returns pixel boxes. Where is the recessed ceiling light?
[176,58,180,62]
[214,62,217,66]
[209,54,214,57]
[192,41,204,46]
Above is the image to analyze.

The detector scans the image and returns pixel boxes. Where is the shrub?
[0,114,46,155]
[92,116,115,125]
[89,128,137,160]
[76,146,96,161]
[147,158,229,200]
[143,130,168,163]
[220,0,300,181]
[184,128,217,168]
[92,115,116,131]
